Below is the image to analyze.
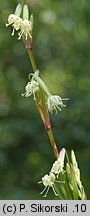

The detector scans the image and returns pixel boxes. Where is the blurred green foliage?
[0,0,90,199]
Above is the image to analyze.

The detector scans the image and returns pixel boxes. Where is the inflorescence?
[22,70,68,114]
[6,4,33,40]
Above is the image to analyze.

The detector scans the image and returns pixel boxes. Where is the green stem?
[21,0,25,5]
[28,49,37,72]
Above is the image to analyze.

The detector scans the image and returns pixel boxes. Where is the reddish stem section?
[47,129,59,159]
[25,39,32,50]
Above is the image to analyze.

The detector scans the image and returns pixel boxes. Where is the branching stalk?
[25,39,59,159]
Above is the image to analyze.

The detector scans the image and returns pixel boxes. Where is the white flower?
[6,14,23,36]
[51,160,63,175]
[18,19,32,40]
[39,173,58,197]
[39,149,65,197]
[51,148,65,176]
[6,14,18,26]
[47,95,68,114]
[42,173,55,187]
[22,79,39,99]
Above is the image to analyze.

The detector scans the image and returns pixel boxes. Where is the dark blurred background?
[0,0,90,199]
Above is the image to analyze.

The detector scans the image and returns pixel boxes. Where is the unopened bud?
[71,150,77,169]
[66,163,71,180]
[30,14,34,29]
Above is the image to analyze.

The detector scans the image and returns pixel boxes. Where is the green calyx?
[23,4,29,20]
[15,4,22,16]
[32,73,50,97]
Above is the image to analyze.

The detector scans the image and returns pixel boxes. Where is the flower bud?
[71,150,78,169]
[30,14,34,29]
[66,163,71,182]
[59,148,66,167]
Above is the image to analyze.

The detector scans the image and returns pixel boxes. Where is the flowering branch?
[6,2,87,199]
[25,41,59,158]
[21,9,60,158]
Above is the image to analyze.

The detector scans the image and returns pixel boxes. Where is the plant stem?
[35,100,45,124]
[25,40,59,159]
[25,39,37,72]
[47,128,59,159]
[21,0,24,5]
[28,49,37,72]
